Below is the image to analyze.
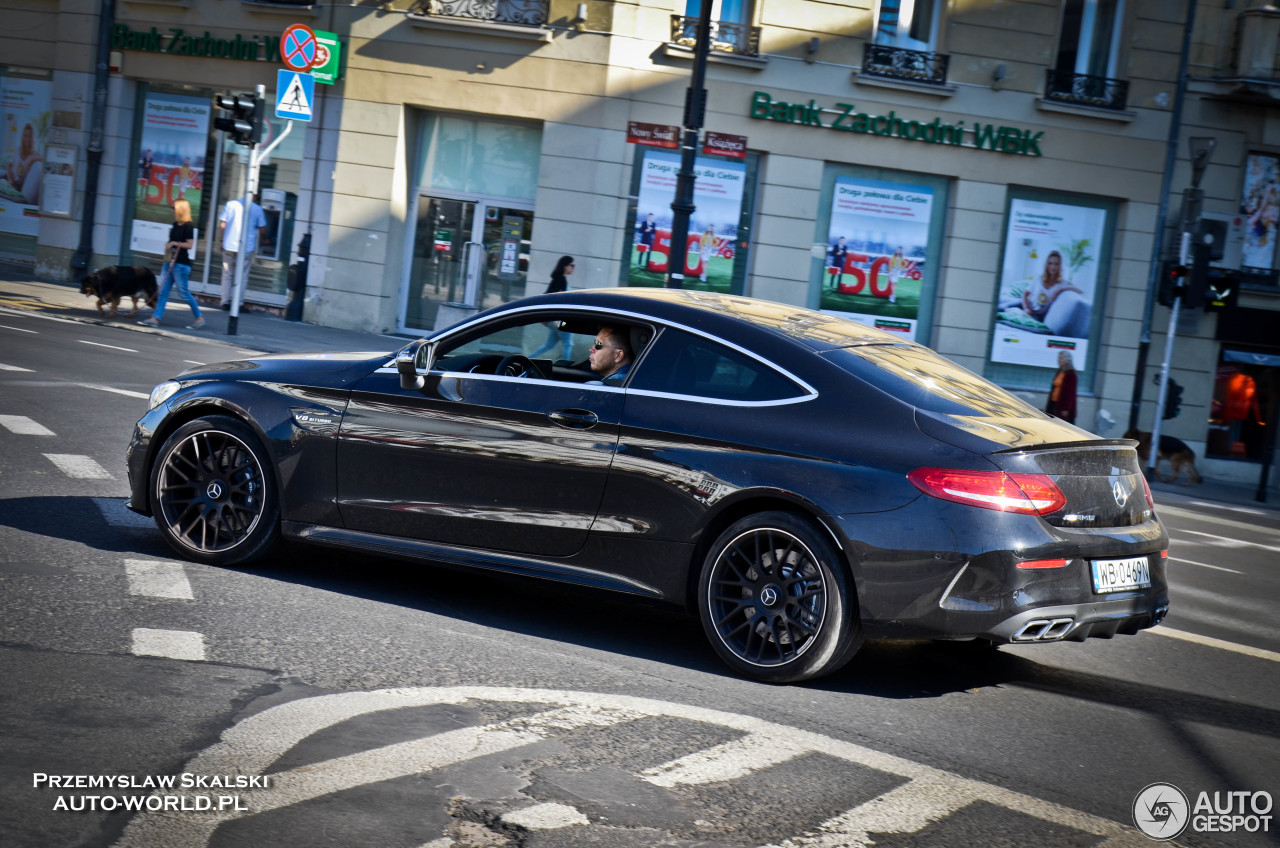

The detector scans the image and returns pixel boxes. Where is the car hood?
[177,351,394,386]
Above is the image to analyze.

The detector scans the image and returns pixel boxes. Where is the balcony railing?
[670,14,761,57]
[1044,69,1129,110]
[412,0,548,26]
[861,43,949,85]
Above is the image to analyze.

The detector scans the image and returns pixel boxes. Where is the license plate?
[1091,556,1152,593]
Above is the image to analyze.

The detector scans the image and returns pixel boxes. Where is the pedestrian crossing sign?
[275,69,314,121]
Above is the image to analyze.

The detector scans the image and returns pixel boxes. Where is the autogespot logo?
[1134,783,1190,840]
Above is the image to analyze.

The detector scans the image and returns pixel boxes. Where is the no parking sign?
[279,23,319,72]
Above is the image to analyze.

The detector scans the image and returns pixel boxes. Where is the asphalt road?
[1,309,1277,848]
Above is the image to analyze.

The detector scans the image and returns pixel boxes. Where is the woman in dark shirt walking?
[530,255,574,360]
[140,199,205,329]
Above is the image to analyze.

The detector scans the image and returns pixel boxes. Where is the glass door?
[406,195,476,332]
[405,195,535,333]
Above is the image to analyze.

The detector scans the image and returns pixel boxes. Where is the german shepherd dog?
[80,266,158,317]
[1125,428,1203,485]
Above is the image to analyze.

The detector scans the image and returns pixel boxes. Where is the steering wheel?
[495,354,540,379]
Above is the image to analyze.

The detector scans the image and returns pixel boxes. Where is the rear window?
[828,344,1044,418]
[630,328,807,403]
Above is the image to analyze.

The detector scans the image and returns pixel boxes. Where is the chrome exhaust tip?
[1012,617,1076,642]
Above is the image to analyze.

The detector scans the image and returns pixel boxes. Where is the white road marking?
[1157,504,1280,537]
[1181,499,1274,518]
[502,802,589,829]
[92,497,155,529]
[0,323,37,333]
[0,362,33,371]
[125,560,194,600]
[184,360,204,365]
[78,382,150,400]
[1176,528,1280,554]
[131,628,205,661]
[0,415,54,435]
[79,339,138,353]
[43,453,112,479]
[1152,626,1280,663]
[642,733,808,787]
[113,687,1160,848]
[1170,556,1242,574]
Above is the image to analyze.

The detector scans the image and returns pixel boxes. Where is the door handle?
[548,409,598,429]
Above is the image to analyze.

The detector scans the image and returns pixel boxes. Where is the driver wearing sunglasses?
[587,326,633,385]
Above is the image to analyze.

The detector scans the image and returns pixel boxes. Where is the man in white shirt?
[219,194,269,310]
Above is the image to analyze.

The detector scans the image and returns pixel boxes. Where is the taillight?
[1017,558,1069,569]
[907,467,1067,515]
[1141,474,1155,508]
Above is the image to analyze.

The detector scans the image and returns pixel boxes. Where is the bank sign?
[112,24,281,62]
[749,91,1044,157]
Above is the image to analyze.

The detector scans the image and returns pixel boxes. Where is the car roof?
[513,287,911,352]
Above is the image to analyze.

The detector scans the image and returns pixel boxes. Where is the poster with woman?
[821,177,932,340]
[629,149,745,292]
[990,198,1105,369]
[1241,153,1280,270]
[130,92,211,256]
[0,77,53,237]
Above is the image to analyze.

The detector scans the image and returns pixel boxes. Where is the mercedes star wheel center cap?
[759,585,781,608]
[206,481,225,500]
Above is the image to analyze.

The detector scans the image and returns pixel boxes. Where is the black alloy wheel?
[699,511,862,683]
[151,415,280,566]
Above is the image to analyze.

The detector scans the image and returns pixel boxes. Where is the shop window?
[986,188,1117,395]
[0,68,53,266]
[1239,152,1280,290]
[1207,350,1277,461]
[809,165,950,346]
[619,146,759,296]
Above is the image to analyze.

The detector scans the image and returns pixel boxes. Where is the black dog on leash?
[80,266,158,317]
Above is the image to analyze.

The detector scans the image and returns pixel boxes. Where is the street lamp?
[665,1,716,288]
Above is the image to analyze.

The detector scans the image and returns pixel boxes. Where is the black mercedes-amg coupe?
[127,288,1169,682]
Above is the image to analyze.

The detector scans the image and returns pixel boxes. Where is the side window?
[630,327,805,402]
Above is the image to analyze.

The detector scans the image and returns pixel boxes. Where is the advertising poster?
[1240,153,1279,270]
[0,77,53,237]
[40,144,76,217]
[821,177,932,340]
[629,149,745,292]
[990,198,1106,369]
[131,92,211,255]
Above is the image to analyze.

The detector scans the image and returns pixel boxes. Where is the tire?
[150,415,280,566]
[698,511,863,683]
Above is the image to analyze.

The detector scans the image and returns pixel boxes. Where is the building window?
[416,0,548,26]
[864,0,947,84]
[874,0,939,51]
[673,0,760,56]
[1046,0,1128,109]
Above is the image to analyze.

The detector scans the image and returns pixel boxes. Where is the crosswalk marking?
[78,382,150,399]
[114,688,1164,848]
[641,732,808,787]
[0,415,54,435]
[125,559,194,600]
[131,628,205,661]
[0,362,33,371]
[1170,556,1242,574]
[502,802,589,829]
[43,453,112,479]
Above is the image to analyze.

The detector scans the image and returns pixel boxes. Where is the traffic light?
[1153,374,1184,419]
[1157,261,1188,307]
[213,92,263,146]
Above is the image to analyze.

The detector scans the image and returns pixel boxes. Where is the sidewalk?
[0,273,409,356]
[3,274,1277,512]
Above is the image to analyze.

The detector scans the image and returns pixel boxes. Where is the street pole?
[666,0,715,289]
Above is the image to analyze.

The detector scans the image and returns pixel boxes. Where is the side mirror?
[396,340,434,391]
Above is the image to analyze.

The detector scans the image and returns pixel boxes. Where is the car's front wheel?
[698,511,862,683]
[150,415,280,566]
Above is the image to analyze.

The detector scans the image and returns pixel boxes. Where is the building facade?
[1,0,1276,491]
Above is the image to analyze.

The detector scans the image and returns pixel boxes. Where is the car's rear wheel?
[698,511,862,683]
[150,415,279,566]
